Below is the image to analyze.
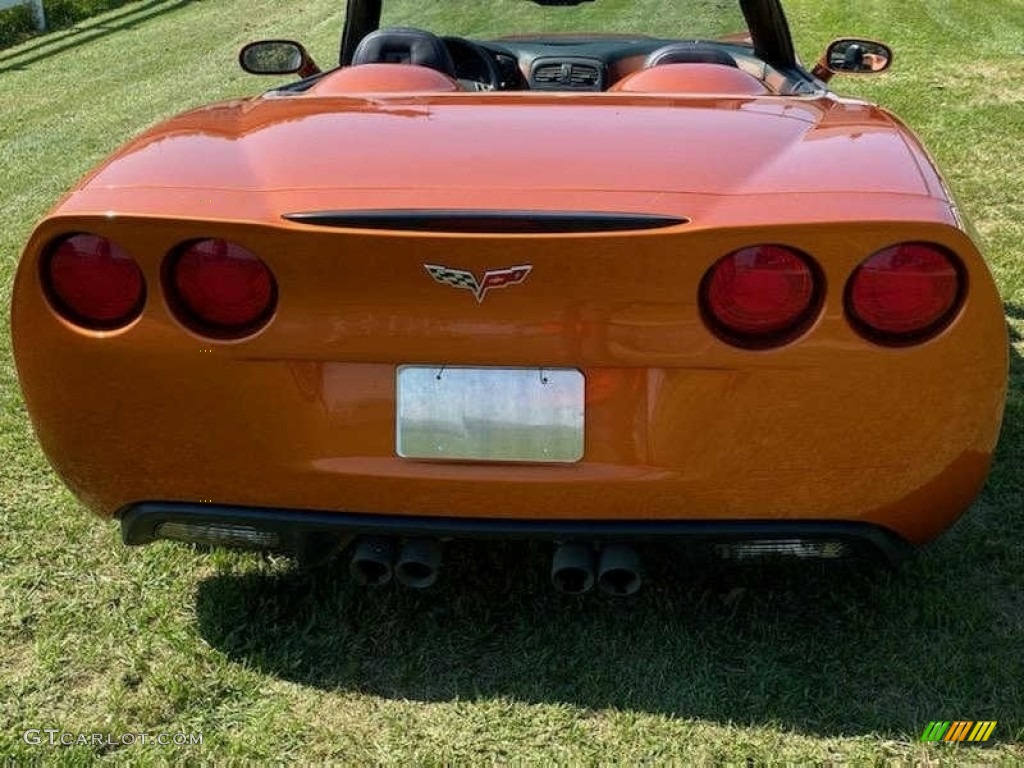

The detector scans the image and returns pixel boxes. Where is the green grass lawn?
[1,0,1022,762]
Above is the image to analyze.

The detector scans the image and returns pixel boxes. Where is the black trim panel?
[740,0,796,69]
[282,210,688,233]
[119,502,914,566]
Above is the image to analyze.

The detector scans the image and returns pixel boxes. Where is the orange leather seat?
[308,64,461,95]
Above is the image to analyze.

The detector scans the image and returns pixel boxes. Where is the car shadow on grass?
[195,318,1023,742]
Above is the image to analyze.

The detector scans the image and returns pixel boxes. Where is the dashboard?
[442,36,780,93]
[273,36,810,97]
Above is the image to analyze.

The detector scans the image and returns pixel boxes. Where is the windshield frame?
[338,0,798,70]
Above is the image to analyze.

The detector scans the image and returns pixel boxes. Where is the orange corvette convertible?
[12,0,1008,594]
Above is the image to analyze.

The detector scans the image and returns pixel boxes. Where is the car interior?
[276,26,816,97]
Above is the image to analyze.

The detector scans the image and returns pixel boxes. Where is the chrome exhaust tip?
[349,536,396,586]
[597,544,642,596]
[551,543,596,594]
[395,538,442,589]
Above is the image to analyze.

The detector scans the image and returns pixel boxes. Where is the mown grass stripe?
[0,0,1022,763]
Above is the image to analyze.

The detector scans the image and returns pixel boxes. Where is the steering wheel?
[442,37,502,91]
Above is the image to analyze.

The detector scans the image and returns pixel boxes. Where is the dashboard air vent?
[530,57,605,91]
[533,63,563,84]
[569,63,599,87]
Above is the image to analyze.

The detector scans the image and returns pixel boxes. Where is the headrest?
[644,42,738,69]
[352,27,457,78]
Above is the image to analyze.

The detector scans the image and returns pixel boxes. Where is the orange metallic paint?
[11,88,1008,547]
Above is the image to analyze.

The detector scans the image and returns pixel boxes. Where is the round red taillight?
[701,245,820,346]
[166,239,276,337]
[43,233,145,329]
[847,242,963,343]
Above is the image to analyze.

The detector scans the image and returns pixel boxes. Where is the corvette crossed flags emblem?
[424,264,532,303]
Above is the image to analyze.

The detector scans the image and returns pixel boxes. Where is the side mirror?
[239,40,321,77]
[812,38,893,82]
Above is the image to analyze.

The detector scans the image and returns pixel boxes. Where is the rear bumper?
[119,502,916,567]
[14,217,1008,547]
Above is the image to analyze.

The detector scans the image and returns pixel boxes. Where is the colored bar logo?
[921,721,997,743]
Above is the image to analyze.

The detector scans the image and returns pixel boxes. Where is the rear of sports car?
[11,93,1008,591]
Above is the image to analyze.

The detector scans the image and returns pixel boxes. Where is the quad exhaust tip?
[395,538,442,589]
[551,542,643,596]
[351,537,639,594]
[349,536,443,589]
[597,544,643,596]
[349,536,396,586]
[551,543,597,595]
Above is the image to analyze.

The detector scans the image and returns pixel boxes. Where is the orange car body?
[10,7,1008,568]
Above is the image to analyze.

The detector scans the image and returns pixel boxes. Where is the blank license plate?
[396,366,584,463]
